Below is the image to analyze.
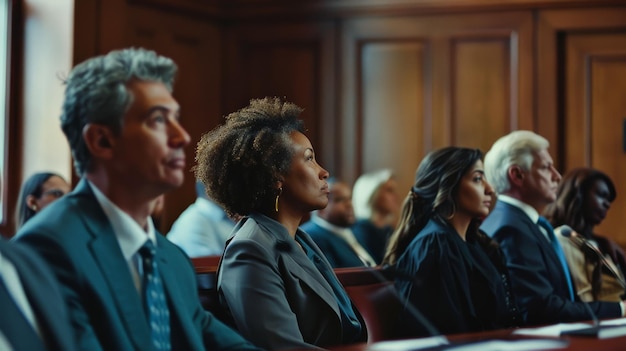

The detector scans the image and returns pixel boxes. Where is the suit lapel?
[77,181,151,350]
[286,233,341,317]
[497,202,566,280]
[248,216,340,317]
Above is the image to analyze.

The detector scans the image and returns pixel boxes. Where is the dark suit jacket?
[0,238,77,351]
[300,220,366,268]
[14,179,261,351]
[351,219,392,264]
[218,213,367,350]
[480,200,622,325]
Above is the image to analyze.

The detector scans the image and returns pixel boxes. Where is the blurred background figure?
[301,178,376,268]
[167,181,235,257]
[545,167,626,302]
[352,168,400,264]
[384,147,520,337]
[15,172,71,229]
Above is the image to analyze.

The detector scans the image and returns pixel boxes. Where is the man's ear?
[508,165,525,187]
[82,124,115,160]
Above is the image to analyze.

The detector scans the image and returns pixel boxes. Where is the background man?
[301,179,376,268]
[167,181,234,257]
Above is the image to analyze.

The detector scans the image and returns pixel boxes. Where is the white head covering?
[352,169,393,220]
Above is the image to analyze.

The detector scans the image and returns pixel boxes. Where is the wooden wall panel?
[124,5,223,232]
[360,42,426,196]
[452,38,511,153]
[223,22,336,174]
[537,7,626,169]
[565,33,626,243]
[341,12,533,194]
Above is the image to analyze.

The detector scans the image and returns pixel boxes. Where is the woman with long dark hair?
[15,172,70,229]
[384,147,520,337]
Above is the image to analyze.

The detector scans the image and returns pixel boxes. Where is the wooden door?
[539,7,626,244]
[340,11,534,196]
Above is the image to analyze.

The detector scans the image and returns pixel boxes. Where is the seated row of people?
[4,45,625,351]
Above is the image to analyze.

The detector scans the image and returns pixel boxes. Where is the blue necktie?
[537,216,575,301]
[140,240,171,351]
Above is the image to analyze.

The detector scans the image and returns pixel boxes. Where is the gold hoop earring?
[275,188,282,213]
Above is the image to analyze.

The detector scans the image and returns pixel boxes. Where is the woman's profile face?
[455,160,493,219]
[280,131,330,215]
[582,178,612,226]
[29,175,71,212]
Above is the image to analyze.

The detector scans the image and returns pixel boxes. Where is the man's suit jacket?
[480,201,621,325]
[218,213,367,350]
[300,221,365,268]
[14,179,260,351]
[0,238,77,351]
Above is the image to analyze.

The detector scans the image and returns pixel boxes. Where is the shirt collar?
[87,180,156,260]
[196,197,232,222]
[311,215,350,234]
[497,194,540,223]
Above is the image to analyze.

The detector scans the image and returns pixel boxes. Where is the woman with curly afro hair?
[195,97,367,350]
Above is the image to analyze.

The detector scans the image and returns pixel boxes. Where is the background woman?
[15,172,71,229]
[351,169,400,264]
[195,97,367,350]
[545,167,626,302]
[383,147,520,337]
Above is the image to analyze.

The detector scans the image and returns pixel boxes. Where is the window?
[0,0,9,223]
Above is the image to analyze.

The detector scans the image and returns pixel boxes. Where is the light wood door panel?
[361,42,427,196]
[341,12,533,194]
[452,38,513,151]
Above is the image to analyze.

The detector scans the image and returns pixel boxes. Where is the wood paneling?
[341,12,533,194]
[223,21,336,174]
[452,38,512,152]
[360,42,427,194]
[538,7,626,245]
[123,5,223,232]
[565,33,626,244]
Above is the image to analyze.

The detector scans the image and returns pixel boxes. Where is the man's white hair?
[484,130,549,194]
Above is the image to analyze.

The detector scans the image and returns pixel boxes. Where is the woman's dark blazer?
[218,213,367,350]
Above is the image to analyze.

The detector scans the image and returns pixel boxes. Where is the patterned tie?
[139,240,171,351]
[537,216,575,301]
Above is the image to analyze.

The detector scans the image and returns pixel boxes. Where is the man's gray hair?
[484,130,549,194]
[60,47,177,175]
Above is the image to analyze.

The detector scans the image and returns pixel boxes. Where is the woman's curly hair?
[195,97,305,217]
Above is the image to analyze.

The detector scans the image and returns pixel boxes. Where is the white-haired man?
[480,130,625,325]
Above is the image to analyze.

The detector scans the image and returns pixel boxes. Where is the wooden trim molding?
[128,0,624,19]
